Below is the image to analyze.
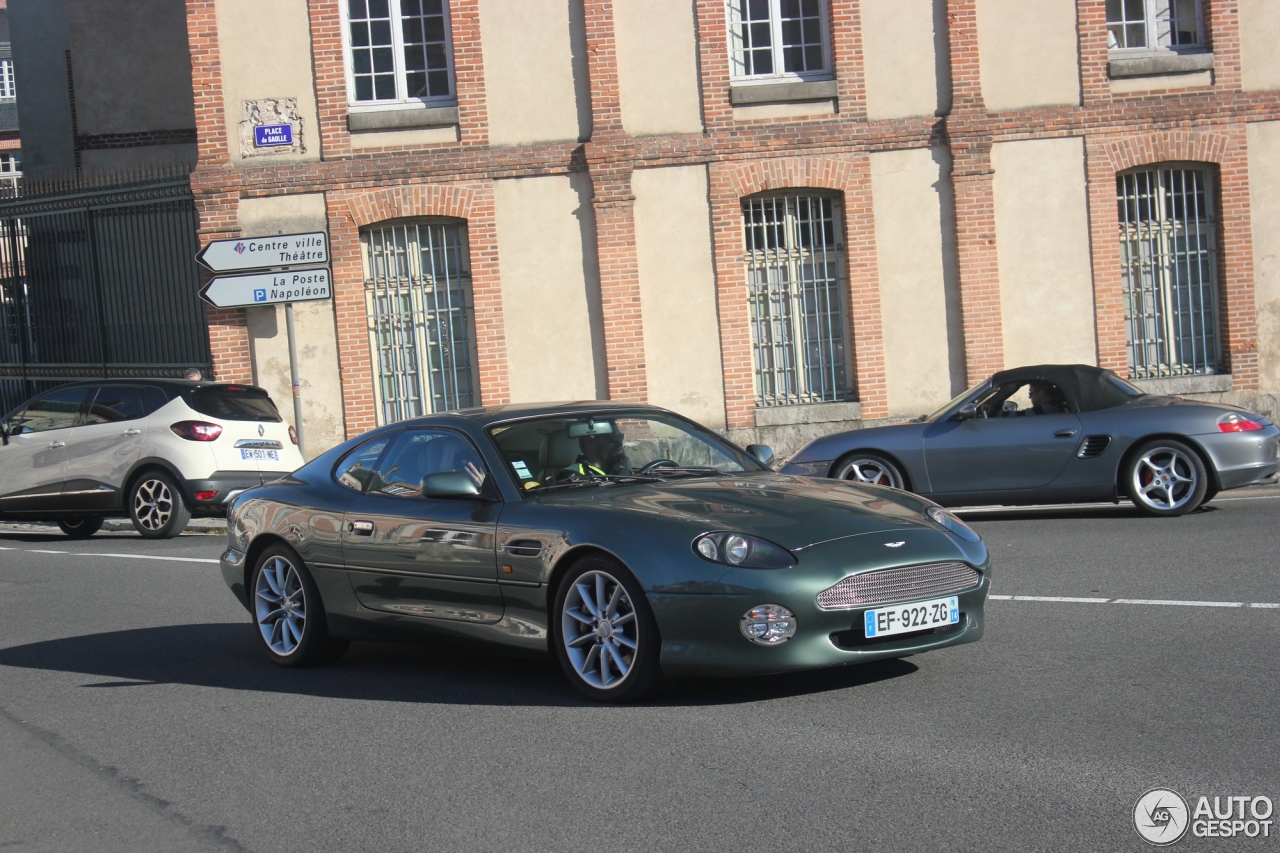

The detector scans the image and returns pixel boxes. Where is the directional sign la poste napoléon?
[200,269,331,310]
[197,231,328,273]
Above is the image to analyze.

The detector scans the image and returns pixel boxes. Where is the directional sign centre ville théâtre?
[196,231,331,309]
[197,231,328,273]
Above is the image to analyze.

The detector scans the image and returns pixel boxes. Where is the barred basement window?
[362,220,478,424]
[743,193,849,407]
[727,0,831,82]
[0,153,21,196]
[1117,167,1221,379]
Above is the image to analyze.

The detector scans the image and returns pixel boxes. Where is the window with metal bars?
[1117,167,1220,379]
[742,193,849,407]
[727,0,830,82]
[362,220,478,424]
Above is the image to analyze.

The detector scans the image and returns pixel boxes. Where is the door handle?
[348,520,375,536]
[122,428,141,436]
[48,440,65,449]
[1053,429,1078,438]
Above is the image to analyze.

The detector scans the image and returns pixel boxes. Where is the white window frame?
[0,59,14,101]
[726,0,833,85]
[1106,0,1206,54]
[340,0,459,113]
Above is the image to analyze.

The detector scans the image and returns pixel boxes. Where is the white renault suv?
[0,380,304,538]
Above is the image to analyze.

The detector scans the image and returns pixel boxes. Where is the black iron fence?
[0,173,211,414]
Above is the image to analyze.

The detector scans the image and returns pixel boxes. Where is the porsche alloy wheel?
[555,557,663,702]
[834,453,904,489]
[1127,440,1208,517]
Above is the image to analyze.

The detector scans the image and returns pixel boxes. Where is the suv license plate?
[864,596,959,638]
[240,448,279,462]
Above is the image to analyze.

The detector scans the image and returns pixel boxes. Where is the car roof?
[33,379,265,393]
[384,400,677,430]
[989,363,1142,412]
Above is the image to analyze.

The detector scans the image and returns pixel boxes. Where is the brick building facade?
[179,0,1280,458]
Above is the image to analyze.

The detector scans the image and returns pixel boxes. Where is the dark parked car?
[780,364,1280,517]
[221,402,990,702]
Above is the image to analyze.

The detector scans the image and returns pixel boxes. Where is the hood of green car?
[536,473,939,551]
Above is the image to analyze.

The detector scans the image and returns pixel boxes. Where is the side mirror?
[421,471,482,499]
[746,444,774,468]
[955,404,978,421]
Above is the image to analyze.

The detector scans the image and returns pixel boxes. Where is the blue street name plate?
[254,124,293,147]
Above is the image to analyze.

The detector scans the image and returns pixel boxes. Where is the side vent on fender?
[505,540,544,558]
[1077,435,1112,459]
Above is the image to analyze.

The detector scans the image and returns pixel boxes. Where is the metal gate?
[0,175,211,414]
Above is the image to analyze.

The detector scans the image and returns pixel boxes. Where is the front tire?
[57,516,103,538]
[251,545,348,667]
[832,452,905,489]
[128,471,191,539]
[1125,439,1208,517]
[553,556,663,703]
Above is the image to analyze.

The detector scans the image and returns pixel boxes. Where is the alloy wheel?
[133,478,174,531]
[255,556,307,656]
[1133,447,1198,512]
[839,458,902,488]
[561,570,639,690]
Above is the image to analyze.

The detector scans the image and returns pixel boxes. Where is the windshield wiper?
[646,467,726,479]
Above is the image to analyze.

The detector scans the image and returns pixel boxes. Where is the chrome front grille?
[816,562,980,610]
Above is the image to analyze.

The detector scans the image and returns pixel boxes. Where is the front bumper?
[1194,425,1280,491]
[220,547,249,610]
[650,528,990,678]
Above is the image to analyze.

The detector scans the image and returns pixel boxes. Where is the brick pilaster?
[951,141,1005,382]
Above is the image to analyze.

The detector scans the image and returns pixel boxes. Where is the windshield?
[487,412,763,494]
[923,381,988,423]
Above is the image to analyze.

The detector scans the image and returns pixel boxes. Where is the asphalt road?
[0,495,1277,852]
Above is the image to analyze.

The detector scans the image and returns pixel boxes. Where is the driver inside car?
[567,427,633,477]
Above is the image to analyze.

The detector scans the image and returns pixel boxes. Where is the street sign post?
[197,230,334,459]
[198,268,331,309]
[196,231,328,273]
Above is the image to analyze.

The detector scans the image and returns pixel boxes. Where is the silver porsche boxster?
[780,364,1280,516]
[220,402,990,702]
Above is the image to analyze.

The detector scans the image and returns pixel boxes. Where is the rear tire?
[250,544,348,667]
[553,555,664,703]
[1125,439,1208,517]
[128,471,191,539]
[832,452,906,490]
[57,516,103,538]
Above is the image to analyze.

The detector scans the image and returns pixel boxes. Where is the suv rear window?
[186,386,282,422]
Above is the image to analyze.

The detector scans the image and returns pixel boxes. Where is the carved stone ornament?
[238,98,306,159]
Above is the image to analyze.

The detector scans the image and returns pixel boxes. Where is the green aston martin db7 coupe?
[220,402,990,702]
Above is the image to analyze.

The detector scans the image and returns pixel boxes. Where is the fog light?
[195,491,218,501]
[740,604,797,646]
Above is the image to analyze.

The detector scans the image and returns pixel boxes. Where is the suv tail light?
[1218,413,1265,433]
[288,425,298,445]
[171,421,223,441]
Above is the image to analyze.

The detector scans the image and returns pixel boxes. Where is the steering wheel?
[638,459,679,474]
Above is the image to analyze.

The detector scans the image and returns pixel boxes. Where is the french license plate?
[239,448,279,462]
[864,596,959,638]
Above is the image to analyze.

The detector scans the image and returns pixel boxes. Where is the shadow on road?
[0,623,917,707]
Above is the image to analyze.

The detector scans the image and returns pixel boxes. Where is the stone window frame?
[1105,0,1215,79]
[726,0,834,90]
[340,0,460,115]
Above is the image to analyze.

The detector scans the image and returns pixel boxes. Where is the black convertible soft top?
[990,363,1144,412]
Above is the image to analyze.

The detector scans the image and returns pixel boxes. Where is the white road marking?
[3,547,219,565]
[957,493,1280,515]
[989,594,1278,609]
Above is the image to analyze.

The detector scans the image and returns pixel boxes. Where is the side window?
[140,386,171,416]
[368,429,486,498]
[335,434,395,493]
[84,386,144,425]
[8,389,89,434]
[979,382,1070,417]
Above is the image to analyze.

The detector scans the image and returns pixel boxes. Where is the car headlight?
[693,532,796,569]
[927,507,982,543]
[740,604,797,645]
